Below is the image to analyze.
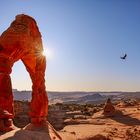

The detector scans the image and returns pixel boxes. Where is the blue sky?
[0,0,140,91]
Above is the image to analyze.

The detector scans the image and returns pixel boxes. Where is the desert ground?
[61,103,140,140]
[0,100,140,140]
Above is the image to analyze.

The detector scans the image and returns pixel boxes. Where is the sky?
[0,0,140,92]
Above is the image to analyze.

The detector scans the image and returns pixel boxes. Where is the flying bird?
[120,53,127,60]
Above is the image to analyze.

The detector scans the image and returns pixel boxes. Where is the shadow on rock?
[110,111,140,126]
[1,129,52,140]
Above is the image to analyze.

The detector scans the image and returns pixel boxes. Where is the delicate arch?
[0,14,48,131]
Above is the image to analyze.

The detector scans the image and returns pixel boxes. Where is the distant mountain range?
[13,89,140,104]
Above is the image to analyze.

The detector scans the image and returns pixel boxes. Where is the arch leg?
[22,55,48,126]
[0,57,15,131]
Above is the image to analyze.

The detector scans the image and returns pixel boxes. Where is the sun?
[42,48,52,59]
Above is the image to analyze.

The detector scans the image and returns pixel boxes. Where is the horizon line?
[13,89,140,93]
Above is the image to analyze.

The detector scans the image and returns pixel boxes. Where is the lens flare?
[42,48,52,59]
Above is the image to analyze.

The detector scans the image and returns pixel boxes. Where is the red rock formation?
[0,14,48,131]
[14,101,30,128]
[103,98,115,117]
[48,105,67,130]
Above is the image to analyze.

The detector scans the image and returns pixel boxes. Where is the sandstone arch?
[0,14,48,131]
